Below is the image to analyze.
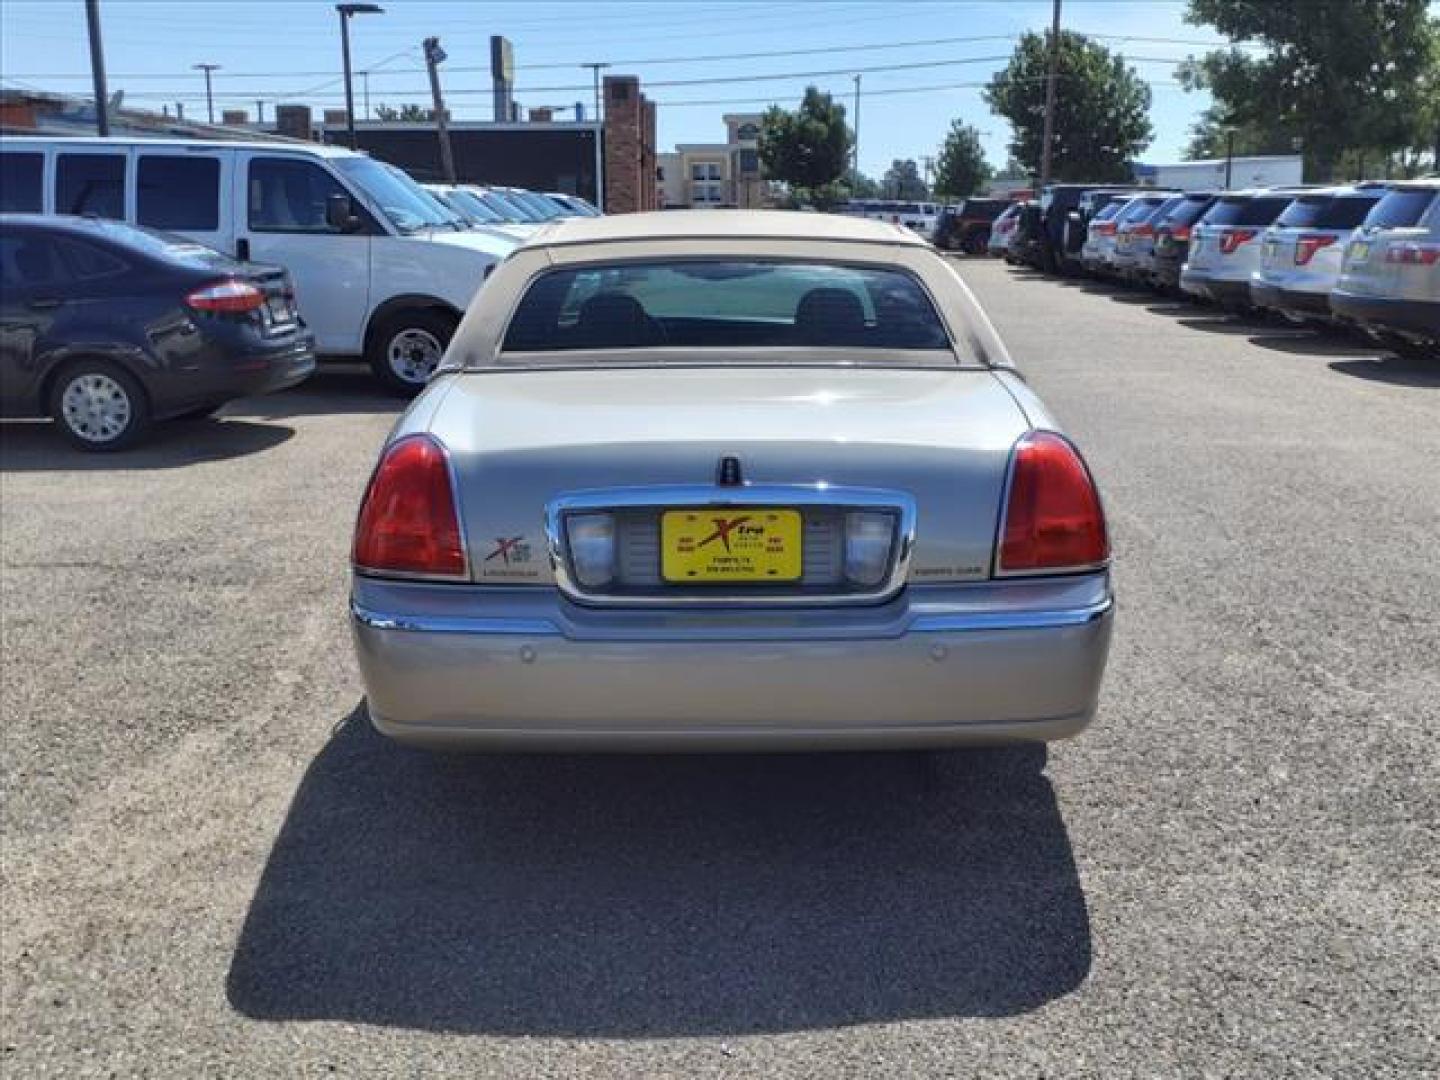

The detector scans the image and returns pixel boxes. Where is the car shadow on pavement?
[226,704,1091,1037]
[1327,354,1440,388]
[0,417,293,471]
[219,365,404,419]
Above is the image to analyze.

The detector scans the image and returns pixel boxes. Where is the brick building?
[602,75,659,214]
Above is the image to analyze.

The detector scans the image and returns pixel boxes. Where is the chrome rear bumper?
[351,574,1114,751]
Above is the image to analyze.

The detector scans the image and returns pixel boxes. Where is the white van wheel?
[367,310,457,395]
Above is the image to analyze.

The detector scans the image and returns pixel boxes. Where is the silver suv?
[1249,185,1388,323]
[1181,190,1302,311]
[1331,179,1440,354]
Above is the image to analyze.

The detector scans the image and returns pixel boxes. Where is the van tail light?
[1295,234,1337,265]
[185,279,266,314]
[353,434,467,578]
[1219,228,1258,255]
[1385,242,1440,266]
[997,431,1109,576]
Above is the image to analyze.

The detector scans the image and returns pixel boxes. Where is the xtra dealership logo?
[696,515,762,553]
[485,536,531,565]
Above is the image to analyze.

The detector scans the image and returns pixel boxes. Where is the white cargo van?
[0,137,517,391]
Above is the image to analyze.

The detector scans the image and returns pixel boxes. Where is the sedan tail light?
[185,279,266,314]
[1294,234,1337,265]
[353,435,467,579]
[997,432,1109,576]
[1385,242,1440,266]
[1219,229,1258,255]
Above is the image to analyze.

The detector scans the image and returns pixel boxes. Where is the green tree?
[759,86,852,207]
[984,31,1152,182]
[1181,0,1438,180]
[1182,105,1296,160]
[933,121,993,198]
[882,158,928,199]
[373,103,437,122]
[848,171,881,198]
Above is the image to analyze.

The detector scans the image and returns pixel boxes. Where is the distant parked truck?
[0,137,516,393]
[1131,155,1304,192]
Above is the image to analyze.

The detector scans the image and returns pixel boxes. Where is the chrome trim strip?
[350,595,1112,637]
[544,483,918,608]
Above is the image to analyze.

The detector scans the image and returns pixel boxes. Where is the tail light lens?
[1171,225,1192,241]
[353,434,467,578]
[1219,228,1258,255]
[1133,223,1155,238]
[997,432,1109,576]
[1295,234,1337,265]
[1385,242,1440,266]
[1095,221,1117,236]
[185,279,265,314]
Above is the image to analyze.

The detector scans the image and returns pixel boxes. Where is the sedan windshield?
[333,157,459,233]
[502,260,953,358]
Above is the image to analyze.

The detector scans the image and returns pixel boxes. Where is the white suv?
[1331,179,1439,355]
[1249,185,1388,323]
[1181,190,1301,312]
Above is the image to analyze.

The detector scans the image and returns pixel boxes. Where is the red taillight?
[1095,221,1117,236]
[353,434,467,578]
[1133,223,1155,238]
[997,431,1109,575]
[1294,233,1337,265]
[1171,225,1191,241]
[1219,228,1258,255]
[1385,242,1440,266]
[185,279,265,314]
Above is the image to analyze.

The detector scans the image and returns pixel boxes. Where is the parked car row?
[993,178,1439,359]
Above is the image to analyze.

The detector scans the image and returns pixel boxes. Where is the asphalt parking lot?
[2,258,1436,1077]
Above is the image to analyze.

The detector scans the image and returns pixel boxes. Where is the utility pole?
[192,63,220,124]
[85,0,110,136]
[1039,0,1062,187]
[921,154,935,193]
[424,36,457,183]
[582,62,609,210]
[852,74,862,187]
[361,71,371,120]
[336,4,383,149]
[255,99,265,125]
[1224,128,1234,189]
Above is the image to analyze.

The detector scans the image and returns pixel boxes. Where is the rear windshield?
[1163,196,1216,227]
[1093,202,1127,222]
[1274,197,1326,228]
[1202,196,1293,228]
[1316,195,1382,229]
[1117,198,1169,223]
[1363,188,1437,228]
[502,260,952,357]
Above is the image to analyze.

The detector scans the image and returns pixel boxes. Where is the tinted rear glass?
[1274,197,1326,228]
[1316,195,1381,230]
[1093,202,1126,222]
[1117,198,1168,223]
[56,153,125,218]
[502,261,952,357]
[137,155,220,230]
[1203,196,1292,227]
[1363,188,1437,228]
[1162,197,1215,227]
[0,152,44,212]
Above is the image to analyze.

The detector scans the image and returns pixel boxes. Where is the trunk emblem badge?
[717,456,744,487]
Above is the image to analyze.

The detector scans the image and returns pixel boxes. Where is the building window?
[737,149,759,175]
[692,182,723,204]
[690,161,721,182]
[736,122,760,141]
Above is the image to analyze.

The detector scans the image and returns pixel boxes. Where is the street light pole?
[1224,128,1235,190]
[852,74,862,187]
[192,63,220,125]
[336,4,384,150]
[84,0,110,136]
[1039,0,1062,187]
[581,63,609,209]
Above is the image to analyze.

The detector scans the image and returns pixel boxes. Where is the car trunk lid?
[427,365,1031,590]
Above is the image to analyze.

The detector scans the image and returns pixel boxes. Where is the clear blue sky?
[2,0,1252,176]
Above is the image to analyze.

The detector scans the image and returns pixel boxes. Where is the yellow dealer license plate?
[661,508,802,583]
